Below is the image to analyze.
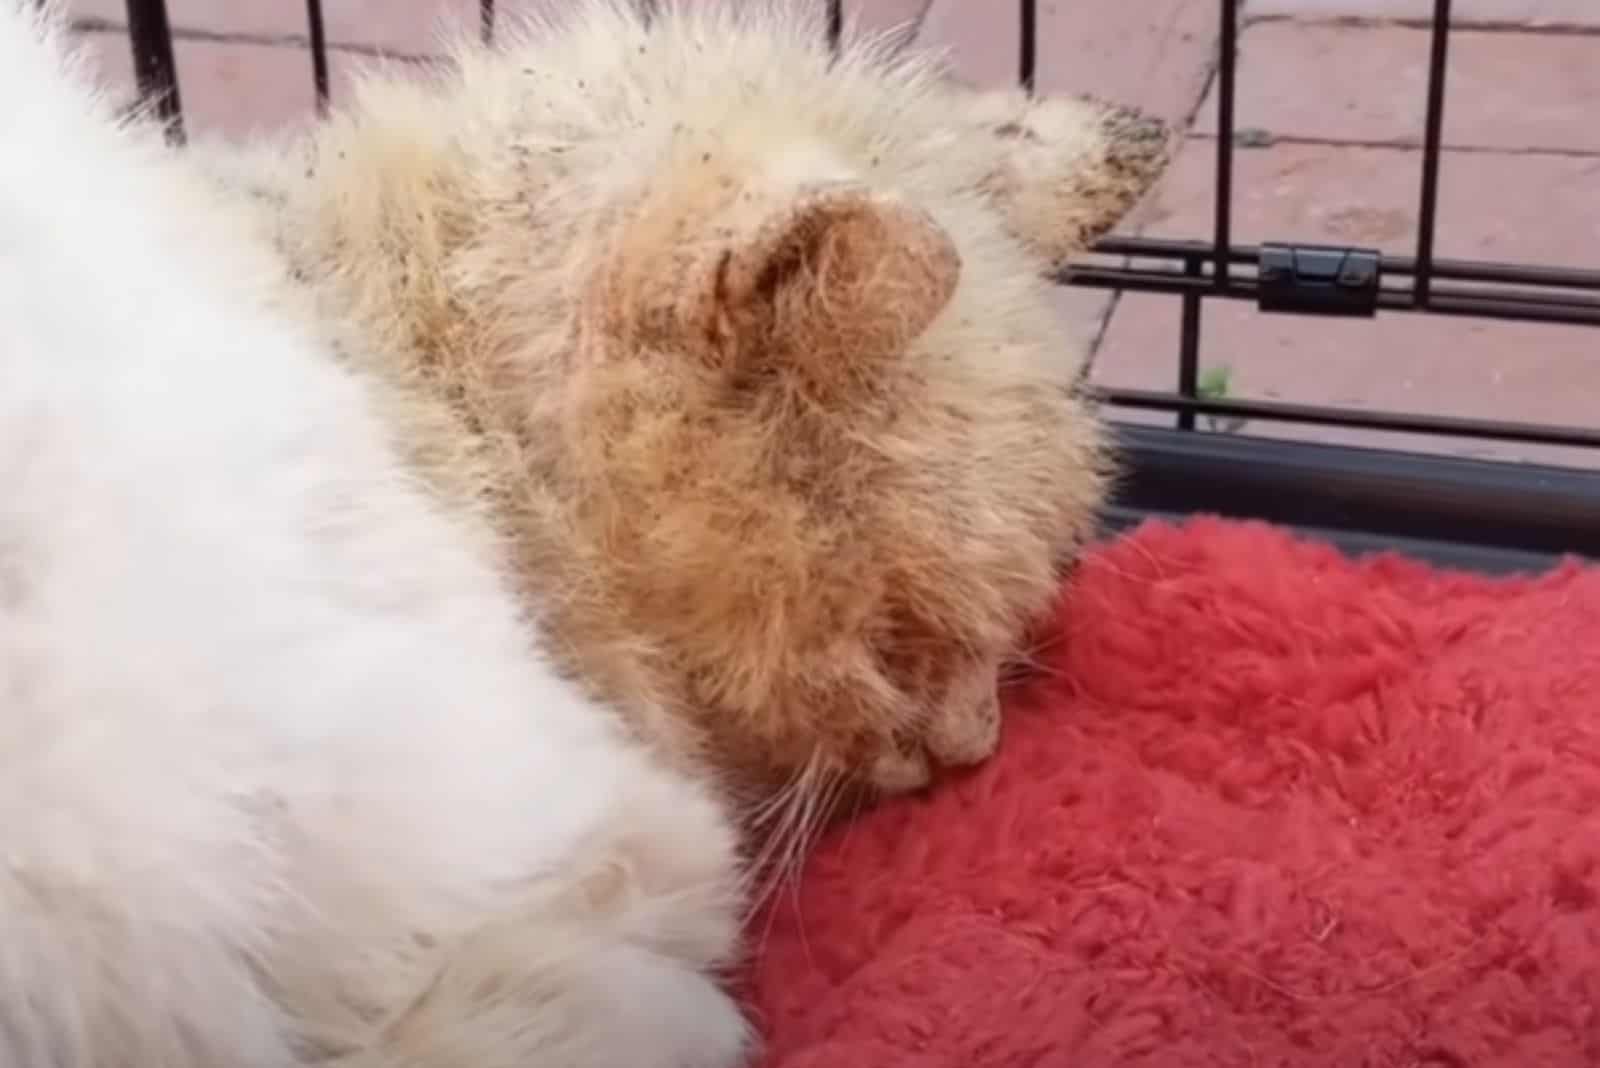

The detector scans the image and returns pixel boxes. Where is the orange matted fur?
[197,0,1171,810]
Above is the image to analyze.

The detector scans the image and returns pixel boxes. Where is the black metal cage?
[112,0,1600,573]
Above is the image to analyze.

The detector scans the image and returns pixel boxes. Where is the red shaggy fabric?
[747,517,1600,1068]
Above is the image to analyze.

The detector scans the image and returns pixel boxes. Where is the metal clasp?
[1257,243,1382,317]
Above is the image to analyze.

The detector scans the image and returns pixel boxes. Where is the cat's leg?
[357,910,750,1068]
[316,748,753,1068]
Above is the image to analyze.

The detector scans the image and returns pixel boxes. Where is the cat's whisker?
[746,758,823,954]
[744,747,844,922]
[774,754,827,892]
[746,755,813,830]
[799,769,846,873]
[740,762,814,915]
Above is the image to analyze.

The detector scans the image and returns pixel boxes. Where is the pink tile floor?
[65,0,1600,467]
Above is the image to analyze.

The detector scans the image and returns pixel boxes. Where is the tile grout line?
[70,17,438,63]
[76,1,944,65]
[1247,14,1600,36]
[1084,10,1600,384]
[1191,132,1600,160]
[1080,15,1228,382]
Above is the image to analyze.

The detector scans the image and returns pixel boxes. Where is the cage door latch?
[1257,243,1381,318]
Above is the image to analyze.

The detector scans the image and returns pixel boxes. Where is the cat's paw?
[866,669,1004,795]
[586,941,753,1068]
[363,927,751,1068]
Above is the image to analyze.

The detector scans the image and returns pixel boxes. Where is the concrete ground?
[63,0,1600,467]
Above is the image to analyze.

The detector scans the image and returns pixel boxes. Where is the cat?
[0,4,749,1066]
[195,0,1172,817]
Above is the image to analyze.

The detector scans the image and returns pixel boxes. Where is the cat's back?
[0,10,348,1063]
[0,0,620,764]
[0,0,356,828]
[0,9,680,1064]
[0,2,497,758]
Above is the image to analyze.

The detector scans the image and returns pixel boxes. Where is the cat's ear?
[953,87,1172,270]
[712,183,961,364]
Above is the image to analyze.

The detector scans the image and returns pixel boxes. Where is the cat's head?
[551,62,1170,798]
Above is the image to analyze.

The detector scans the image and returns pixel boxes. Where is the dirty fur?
[198,0,1171,807]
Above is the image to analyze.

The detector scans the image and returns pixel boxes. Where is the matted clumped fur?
[201,0,1170,801]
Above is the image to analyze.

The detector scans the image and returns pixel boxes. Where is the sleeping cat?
[0,4,747,1065]
[197,0,1171,806]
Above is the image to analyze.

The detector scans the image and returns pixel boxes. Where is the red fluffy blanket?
[748,517,1600,1067]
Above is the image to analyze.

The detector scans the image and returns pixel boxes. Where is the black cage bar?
[109,0,1600,572]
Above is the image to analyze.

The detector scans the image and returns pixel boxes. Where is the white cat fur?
[0,4,748,1066]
